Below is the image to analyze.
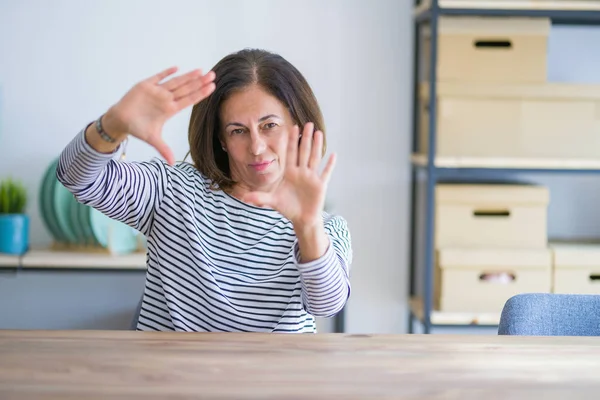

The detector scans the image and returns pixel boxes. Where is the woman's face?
[219,84,293,194]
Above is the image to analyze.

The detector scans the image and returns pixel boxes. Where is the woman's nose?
[250,131,266,155]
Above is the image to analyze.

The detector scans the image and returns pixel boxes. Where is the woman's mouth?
[249,160,273,172]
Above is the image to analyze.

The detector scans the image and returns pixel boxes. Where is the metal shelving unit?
[408,0,600,334]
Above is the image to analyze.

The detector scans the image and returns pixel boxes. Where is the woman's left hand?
[242,122,336,230]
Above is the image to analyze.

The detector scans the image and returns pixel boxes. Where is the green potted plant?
[0,178,29,255]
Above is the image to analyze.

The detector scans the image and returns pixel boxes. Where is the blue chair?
[498,293,600,336]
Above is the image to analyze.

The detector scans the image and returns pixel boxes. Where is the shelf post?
[408,0,423,335]
[423,0,439,334]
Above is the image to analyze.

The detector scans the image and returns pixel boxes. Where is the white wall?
[0,0,412,333]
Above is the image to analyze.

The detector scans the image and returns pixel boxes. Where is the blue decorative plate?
[53,177,79,244]
[40,159,68,243]
[89,209,138,255]
[77,202,98,246]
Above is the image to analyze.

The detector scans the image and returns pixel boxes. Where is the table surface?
[1,330,599,399]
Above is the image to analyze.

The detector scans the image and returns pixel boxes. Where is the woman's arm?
[57,67,215,235]
[84,107,129,154]
[56,123,169,236]
[294,214,352,318]
[240,124,352,317]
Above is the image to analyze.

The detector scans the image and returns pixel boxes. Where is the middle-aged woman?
[57,48,352,333]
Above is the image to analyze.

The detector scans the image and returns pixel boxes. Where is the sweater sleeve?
[293,214,353,318]
[56,126,169,236]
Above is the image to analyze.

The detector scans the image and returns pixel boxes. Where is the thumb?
[242,192,275,208]
[149,137,175,166]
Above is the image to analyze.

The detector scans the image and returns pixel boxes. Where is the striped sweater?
[56,128,352,332]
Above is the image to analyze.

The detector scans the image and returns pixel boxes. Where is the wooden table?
[1,330,599,399]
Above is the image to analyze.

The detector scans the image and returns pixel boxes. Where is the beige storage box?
[422,16,550,83]
[551,243,600,294]
[419,82,600,161]
[436,184,549,248]
[435,247,552,313]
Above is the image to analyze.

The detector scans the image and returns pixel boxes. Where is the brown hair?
[188,48,325,191]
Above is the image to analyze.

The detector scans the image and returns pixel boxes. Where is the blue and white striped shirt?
[57,128,352,332]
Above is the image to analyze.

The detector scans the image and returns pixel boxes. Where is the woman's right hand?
[102,67,216,165]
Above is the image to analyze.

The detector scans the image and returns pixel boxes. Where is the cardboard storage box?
[435,247,552,313]
[436,184,549,248]
[552,243,600,295]
[422,16,550,83]
[419,82,600,160]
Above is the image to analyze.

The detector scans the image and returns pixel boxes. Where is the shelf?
[418,0,600,11]
[408,0,600,333]
[410,297,501,326]
[0,253,20,268]
[0,248,147,270]
[411,154,600,174]
[415,0,600,24]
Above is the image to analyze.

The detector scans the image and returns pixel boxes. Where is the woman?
[57,49,352,333]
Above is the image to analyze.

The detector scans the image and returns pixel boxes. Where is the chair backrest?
[498,293,600,336]
[130,297,143,330]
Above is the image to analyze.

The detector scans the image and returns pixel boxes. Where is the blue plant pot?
[0,214,29,255]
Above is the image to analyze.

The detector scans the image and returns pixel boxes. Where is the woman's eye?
[264,122,277,129]
[231,128,244,135]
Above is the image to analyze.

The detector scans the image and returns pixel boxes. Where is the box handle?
[479,272,516,284]
[589,274,600,282]
[473,39,512,49]
[473,209,510,218]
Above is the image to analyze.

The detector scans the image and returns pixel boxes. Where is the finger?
[148,137,176,166]
[320,153,337,185]
[161,69,203,91]
[308,130,323,170]
[148,66,179,84]
[200,70,216,85]
[286,125,300,170]
[175,82,216,109]
[298,123,314,168]
[242,192,274,208]
[172,74,215,101]
[168,70,215,94]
